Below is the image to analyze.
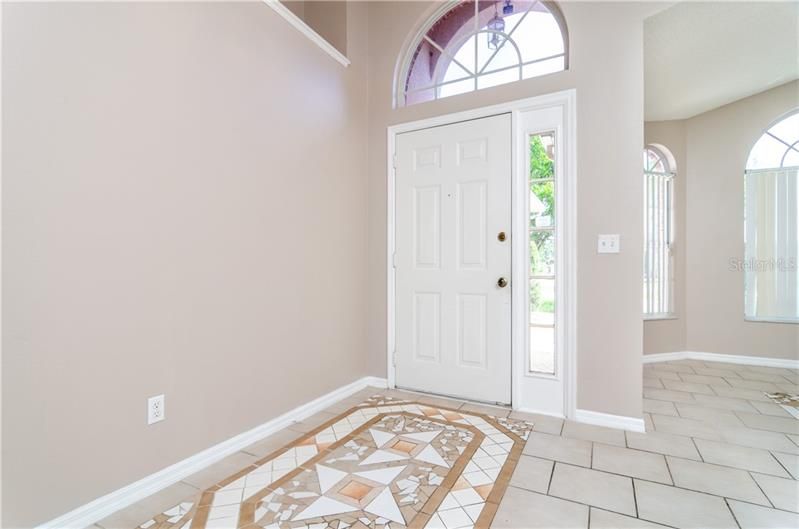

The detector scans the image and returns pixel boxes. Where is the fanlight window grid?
[401,1,568,106]
[744,110,799,323]
[643,147,675,318]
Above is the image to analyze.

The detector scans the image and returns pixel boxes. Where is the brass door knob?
[497,277,508,288]
[497,231,507,242]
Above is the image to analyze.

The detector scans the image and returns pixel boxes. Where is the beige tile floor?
[93,360,799,529]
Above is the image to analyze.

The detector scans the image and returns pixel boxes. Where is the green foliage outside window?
[530,135,555,314]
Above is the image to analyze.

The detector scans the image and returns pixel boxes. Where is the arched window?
[399,1,568,106]
[643,145,675,318]
[744,110,798,322]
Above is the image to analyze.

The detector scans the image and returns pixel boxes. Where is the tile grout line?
[545,459,556,495]
[768,450,795,479]
[515,483,665,526]
[662,450,676,486]
[725,497,744,529]
[747,470,776,509]
[544,484,647,522]
[689,437,705,463]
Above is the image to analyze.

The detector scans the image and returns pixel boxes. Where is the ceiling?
[645,1,799,121]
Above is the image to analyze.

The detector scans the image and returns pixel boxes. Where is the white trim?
[642,351,687,364]
[0,2,4,524]
[36,376,387,529]
[574,409,646,433]
[643,351,799,370]
[564,91,578,421]
[643,314,678,321]
[386,126,396,389]
[263,0,350,67]
[386,90,578,419]
[744,316,799,324]
[393,0,461,107]
[513,406,565,420]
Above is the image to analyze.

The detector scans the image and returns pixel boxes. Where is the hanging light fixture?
[503,0,514,15]
[487,3,505,50]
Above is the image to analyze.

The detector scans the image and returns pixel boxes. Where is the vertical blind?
[644,170,674,316]
[744,168,799,321]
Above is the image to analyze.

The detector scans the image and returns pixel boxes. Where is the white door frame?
[387,89,577,418]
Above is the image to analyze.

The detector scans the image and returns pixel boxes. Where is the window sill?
[265,1,350,67]
[745,317,799,325]
[644,314,678,321]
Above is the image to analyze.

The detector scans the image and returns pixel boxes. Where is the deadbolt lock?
[497,231,507,242]
[497,277,508,288]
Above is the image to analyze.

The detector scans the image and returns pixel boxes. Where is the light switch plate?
[598,234,620,254]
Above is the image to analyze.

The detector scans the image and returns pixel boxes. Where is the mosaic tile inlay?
[133,395,533,529]
[765,392,799,419]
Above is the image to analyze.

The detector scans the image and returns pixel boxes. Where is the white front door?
[394,114,512,404]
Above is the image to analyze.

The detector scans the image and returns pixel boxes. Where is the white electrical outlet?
[147,394,165,425]
[597,234,621,254]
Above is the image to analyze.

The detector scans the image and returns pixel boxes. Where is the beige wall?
[283,1,348,55]
[2,2,370,526]
[304,2,348,56]
[284,0,305,19]
[365,1,664,419]
[683,81,799,359]
[643,120,687,353]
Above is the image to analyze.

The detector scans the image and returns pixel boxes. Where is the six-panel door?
[395,114,512,404]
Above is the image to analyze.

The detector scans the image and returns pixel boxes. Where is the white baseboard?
[574,409,646,433]
[513,406,566,420]
[643,350,798,369]
[642,351,687,364]
[38,376,388,529]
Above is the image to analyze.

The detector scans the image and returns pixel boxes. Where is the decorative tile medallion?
[765,392,799,419]
[133,395,533,529]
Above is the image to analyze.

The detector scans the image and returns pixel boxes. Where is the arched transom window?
[400,1,568,106]
[744,110,798,322]
[747,110,799,170]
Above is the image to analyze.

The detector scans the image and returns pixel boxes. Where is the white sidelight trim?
[574,409,646,433]
[35,376,387,529]
[512,94,578,419]
[643,351,799,370]
[263,0,350,67]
